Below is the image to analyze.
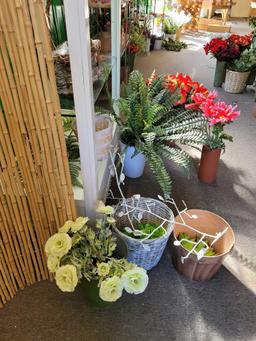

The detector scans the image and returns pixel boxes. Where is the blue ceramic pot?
[123,146,145,178]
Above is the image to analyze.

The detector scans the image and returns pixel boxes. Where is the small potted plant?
[126,24,145,73]
[111,70,208,197]
[171,208,235,281]
[163,19,177,40]
[224,49,256,93]
[154,34,164,50]
[45,209,149,305]
[188,90,240,183]
[167,10,192,42]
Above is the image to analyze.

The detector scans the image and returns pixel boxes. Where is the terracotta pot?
[198,145,221,183]
[171,209,235,281]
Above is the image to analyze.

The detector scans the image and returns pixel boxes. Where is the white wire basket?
[114,197,174,270]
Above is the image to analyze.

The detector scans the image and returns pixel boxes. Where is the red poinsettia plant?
[228,34,253,51]
[189,90,240,149]
[204,37,241,62]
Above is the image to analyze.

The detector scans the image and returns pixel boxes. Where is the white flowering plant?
[45,203,149,302]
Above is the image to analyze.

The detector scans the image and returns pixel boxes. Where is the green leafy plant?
[112,70,208,198]
[178,232,217,257]
[163,38,187,51]
[228,49,256,72]
[48,0,67,47]
[163,19,177,34]
[45,206,149,302]
[123,222,165,240]
[62,117,82,188]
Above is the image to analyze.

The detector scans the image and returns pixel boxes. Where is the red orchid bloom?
[201,101,240,126]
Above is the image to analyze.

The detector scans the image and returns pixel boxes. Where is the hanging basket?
[114,197,174,270]
[224,69,250,94]
[95,115,114,161]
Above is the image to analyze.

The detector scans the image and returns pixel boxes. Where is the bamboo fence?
[0,0,76,307]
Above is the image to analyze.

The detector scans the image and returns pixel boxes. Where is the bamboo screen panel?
[0,0,76,307]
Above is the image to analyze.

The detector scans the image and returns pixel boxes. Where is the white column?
[63,0,98,218]
[111,0,121,100]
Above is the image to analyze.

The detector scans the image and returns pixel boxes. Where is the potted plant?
[171,209,235,281]
[126,24,145,73]
[189,90,240,183]
[204,34,252,87]
[44,208,149,305]
[224,49,256,93]
[163,19,177,40]
[112,70,208,198]
[167,10,192,42]
[154,35,164,50]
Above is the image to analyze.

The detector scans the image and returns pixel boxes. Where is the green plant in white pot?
[224,49,256,93]
[163,19,177,40]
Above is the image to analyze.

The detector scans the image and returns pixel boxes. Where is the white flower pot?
[165,33,175,40]
[145,38,151,54]
[154,39,163,50]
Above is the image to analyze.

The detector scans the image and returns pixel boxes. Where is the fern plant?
[113,70,209,198]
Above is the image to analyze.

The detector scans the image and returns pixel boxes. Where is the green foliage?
[208,123,233,150]
[62,117,82,188]
[49,1,67,47]
[113,70,208,198]
[229,49,256,72]
[178,233,217,257]
[249,16,256,30]
[163,38,187,52]
[163,19,177,34]
[123,222,165,239]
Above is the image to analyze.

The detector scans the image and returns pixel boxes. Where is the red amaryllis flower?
[201,101,240,126]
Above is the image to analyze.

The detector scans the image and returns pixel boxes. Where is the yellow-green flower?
[45,233,72,258]
[107,217,116,225]
[59,220,74,233]
[97,262,110,277]
[96,201,114,215]
[71,217,89,233]
[121,267,148,294]
[47,254,60,273]
[99,276,123,302]
[55,265,78,292]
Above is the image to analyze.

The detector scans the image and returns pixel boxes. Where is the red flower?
[201,101,240,125]
[228,34,252,48]
[186,90,217,110]
[204,37,241,62]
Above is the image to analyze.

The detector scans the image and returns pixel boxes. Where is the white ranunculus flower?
[47,254,60,273]
[71,217,89,233]
[96,201,114,215]
[107,217,116,225]
[45,233,72,257]
[58,220,74,233]
[99,276,123,302]
[122,267,149,294]
[55,265,78,292]
[97,262,110,277]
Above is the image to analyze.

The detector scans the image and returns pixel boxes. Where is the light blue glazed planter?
[123,146,145,178]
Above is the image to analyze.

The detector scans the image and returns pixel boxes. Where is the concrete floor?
[1,21,256,341]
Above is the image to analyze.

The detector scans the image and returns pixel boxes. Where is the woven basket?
[224,69,250,94]
[114,197,174,270]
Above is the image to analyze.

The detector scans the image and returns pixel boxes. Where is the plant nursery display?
[45,208,149,303]
[204,34,253,87]
[112,70,209,198]
[172,208,235,281]
[224,49,256,93]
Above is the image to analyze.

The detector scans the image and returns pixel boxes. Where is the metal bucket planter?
[154,39,163,50]
[95,115,113,161]
[171,209,235,281]
[114,197,174,270]
[213,60,227,87]
[247,68,256,85]
[224,69,250,94]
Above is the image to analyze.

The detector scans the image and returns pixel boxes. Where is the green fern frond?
[156,144,192,172]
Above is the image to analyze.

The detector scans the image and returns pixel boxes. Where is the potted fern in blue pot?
[112,70,209,198]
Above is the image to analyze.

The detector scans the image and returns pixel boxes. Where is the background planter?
[126,52,136,73]
[172,209,235,281]
[175,27,182,41]
[145,38,151,54]
[95,115,113,161]
[165,33,176,40]
[224,69,250,94]
[247,68,256,85]
[154,39,163,50]
[198,145,221,184]
[99,31,111,53]
[122,145,145,178]
[213,60,227,87]
[114,197,174,270]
